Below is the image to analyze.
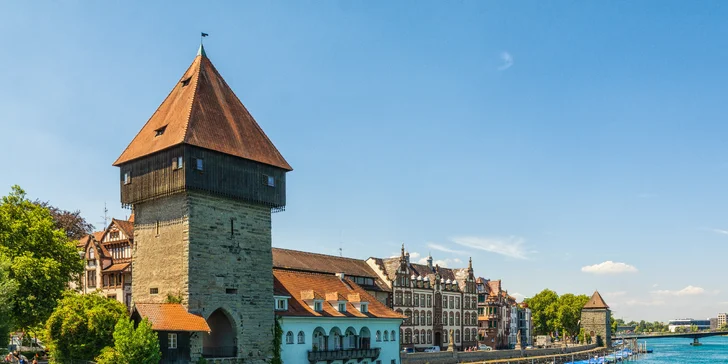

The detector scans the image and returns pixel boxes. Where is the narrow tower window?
[173,156,183,170]
[195,158,204,171]
[264,175,275,187]
[123,172,131,185]
[155,220,160,236]
[230,218,234,238]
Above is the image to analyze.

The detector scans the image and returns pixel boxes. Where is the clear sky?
[2,1,728,322]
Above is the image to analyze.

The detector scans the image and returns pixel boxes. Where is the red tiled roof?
[583,290,610,309]
[113,219,134,239]
[113,47,291,171]
[134,303,210,332]
[103,262,130,272]
[273,269,402,319]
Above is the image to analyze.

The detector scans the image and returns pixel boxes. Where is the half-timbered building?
[76,218,134,308]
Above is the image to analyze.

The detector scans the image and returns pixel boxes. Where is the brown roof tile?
[134,303,210,332]
[273,248,377,278]
[113,47,291,171]
[113,219,134,239]
[103,262,130,272]
[273,269,402,319]
[583,290,610,309]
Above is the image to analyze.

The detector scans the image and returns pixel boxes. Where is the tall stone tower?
[113,45,292,361]
[580,290,611,346]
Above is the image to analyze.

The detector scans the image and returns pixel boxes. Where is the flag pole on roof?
[199,32,209,57]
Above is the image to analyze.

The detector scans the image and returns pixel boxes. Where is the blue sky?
[2,1,728,322]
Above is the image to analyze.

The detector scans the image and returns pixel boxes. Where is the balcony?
[307,348,381,363]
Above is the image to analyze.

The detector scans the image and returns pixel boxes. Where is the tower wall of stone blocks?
[580,308,611,345]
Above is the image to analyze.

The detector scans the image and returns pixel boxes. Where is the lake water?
[629,336,728,363]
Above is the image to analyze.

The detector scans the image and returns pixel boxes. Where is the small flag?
[201,32,209,37]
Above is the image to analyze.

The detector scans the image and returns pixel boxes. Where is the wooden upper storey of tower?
[114,46,290,208]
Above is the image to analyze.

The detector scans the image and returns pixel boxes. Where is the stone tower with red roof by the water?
[114,44,291,362]
[580,290,612,346]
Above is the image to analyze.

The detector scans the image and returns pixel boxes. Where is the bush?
[95,318,161,364]
[45,292,128,361]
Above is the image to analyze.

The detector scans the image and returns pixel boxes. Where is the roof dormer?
[301,289,325,312]
[347,293,369,313]
[326,292,347,313]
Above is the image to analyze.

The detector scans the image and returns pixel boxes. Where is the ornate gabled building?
[366,246,479,351]
[113,44,291,363]
[76,217,134,308]
[476,277,518,349]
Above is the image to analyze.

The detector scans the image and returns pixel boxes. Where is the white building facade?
[274,268,403,364]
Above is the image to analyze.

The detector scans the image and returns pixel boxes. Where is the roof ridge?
[180,56,203,145]
[113,55,199,166]
[273,247,365,262]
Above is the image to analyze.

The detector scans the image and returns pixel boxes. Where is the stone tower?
[580,290,611,346]
[113,44,291,362]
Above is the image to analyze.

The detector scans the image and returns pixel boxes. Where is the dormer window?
[123,172,131,185]
[155,125,167,137]
[181,76,192,87]
[338,303,346,313]
[360,303,369,313]
[275,297,288,311]
[89,248,95,259]
[314,301,323,312]
[110,231,120,240]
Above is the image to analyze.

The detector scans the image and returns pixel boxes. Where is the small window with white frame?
[123,172,131,185]
[314,301,323,312]
[275,297,288,311]
[168,333,177,349]
[195,158,204,171]
[338,302,346,313]
[360,303,368,313]
[173,156,183,170]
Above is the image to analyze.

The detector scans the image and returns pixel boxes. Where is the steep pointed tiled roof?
[112,219,134,239]
[113,45,291,171]
[583,290,610,309]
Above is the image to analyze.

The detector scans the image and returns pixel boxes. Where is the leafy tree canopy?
[33,200,94,241]
[0,254,19,343]
[45,292,128,361]
[0,185,84,330]
[524,289,588,337]
[96,318,161,364]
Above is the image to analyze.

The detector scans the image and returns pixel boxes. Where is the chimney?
[336,272,345,281]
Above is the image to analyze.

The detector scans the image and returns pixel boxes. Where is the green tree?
[524,289,559,335]
[96,318,161,364]
[0,254,19,343]
[0,186,84,330]
[45,292,128,361]
[556,293,589,336]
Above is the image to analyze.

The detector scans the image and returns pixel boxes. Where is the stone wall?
[187,191,274,363]
[132,193,190,305]
[581,309,611,345]
[400,344,598,364]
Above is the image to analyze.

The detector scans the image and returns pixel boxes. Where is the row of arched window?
[374,330,397,342]
[285,331,306,344]
[396,328,479,344]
